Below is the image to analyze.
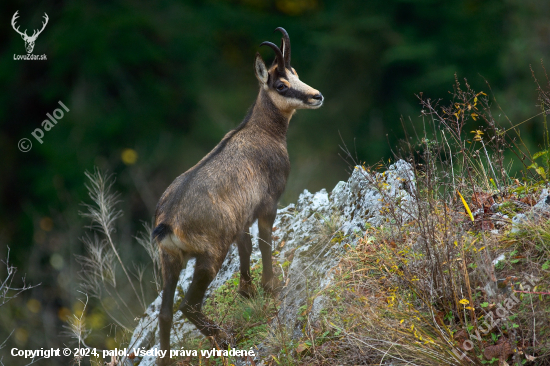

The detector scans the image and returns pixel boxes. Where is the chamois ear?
[254,53,268,85]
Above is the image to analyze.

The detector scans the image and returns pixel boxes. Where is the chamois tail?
[152,223,172,243]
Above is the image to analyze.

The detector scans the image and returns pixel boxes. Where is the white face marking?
[267,68,322,113]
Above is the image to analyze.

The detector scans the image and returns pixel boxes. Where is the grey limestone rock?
[511,188,550,234]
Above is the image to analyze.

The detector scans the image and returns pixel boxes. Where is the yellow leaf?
[535,166,547,179]
[457,190,474,222]
[459,298,469,305]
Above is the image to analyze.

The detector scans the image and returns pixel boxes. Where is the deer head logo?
[11,11,49,54]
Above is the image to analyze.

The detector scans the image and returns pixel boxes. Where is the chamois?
[154,27,323,364]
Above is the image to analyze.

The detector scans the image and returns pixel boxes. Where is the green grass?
[171,262,280,365]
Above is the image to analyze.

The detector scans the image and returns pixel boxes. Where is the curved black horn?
[274,27,291,67]
[260,41,285,73]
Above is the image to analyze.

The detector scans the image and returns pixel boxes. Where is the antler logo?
[12,11,49,54]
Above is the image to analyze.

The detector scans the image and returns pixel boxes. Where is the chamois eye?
[276,83,287,92]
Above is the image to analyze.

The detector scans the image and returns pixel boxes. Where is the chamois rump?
[153,27,323,364]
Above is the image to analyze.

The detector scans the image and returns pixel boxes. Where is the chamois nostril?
[312,93,323,101]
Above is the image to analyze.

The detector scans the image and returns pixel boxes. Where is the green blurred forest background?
[1,0,549,364]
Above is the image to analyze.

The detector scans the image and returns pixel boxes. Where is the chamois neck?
[247,89,292,139]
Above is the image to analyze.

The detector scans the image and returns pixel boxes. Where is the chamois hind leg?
[258,210,280,294]
[178,252,230,348]
[159,249,184,366]
[236,230,255,298]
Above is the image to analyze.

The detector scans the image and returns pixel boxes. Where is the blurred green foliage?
[0,0,549,362]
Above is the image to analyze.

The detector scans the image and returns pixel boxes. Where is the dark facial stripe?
[283,88,310,103]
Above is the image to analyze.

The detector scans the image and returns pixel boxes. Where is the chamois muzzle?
[309,93,324,107]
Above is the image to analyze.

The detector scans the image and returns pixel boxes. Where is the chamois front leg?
[258,212,280,294]
[237,231,255,298]
[159,250,183,366]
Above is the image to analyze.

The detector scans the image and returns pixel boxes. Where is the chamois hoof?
[211,330,232,350]
[238,281,257,298]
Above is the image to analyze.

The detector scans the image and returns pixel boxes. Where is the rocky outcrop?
[122,161,550,365]
[123,161,416,365]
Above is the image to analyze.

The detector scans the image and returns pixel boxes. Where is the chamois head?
[255,27,323,113]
